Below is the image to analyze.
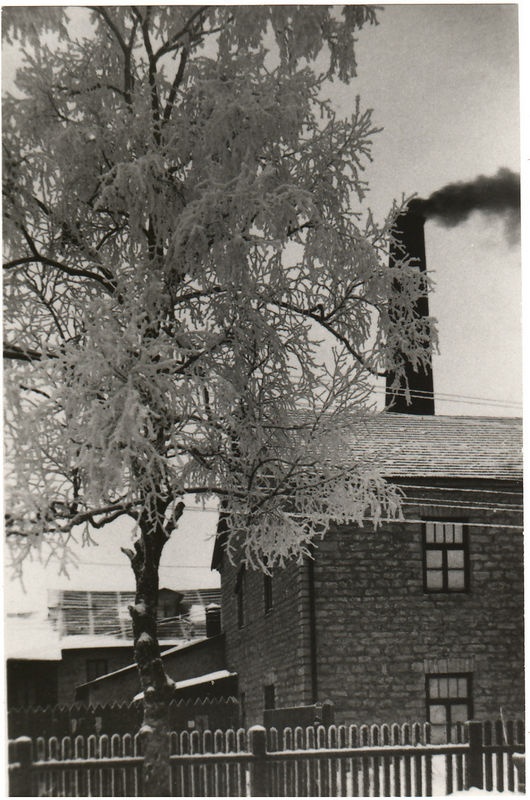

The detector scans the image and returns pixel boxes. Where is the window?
[264,573,273,612]
[86,658,108,683]
[423,521,469,593]
[235,567,245,628]
[426,673,473,742]
[264,684,276,710]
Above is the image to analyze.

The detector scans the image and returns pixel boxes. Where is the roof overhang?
[133,669,238,702]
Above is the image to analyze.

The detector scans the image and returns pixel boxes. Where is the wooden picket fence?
[9,718,524,797]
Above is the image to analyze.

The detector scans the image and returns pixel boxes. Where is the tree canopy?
[3,4,433,570]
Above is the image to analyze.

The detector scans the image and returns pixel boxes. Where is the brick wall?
[219,555,315,726]
[217,479,523,729]
[313,480,524,725]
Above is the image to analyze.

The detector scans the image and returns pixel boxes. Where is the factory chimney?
[385,205,435,415]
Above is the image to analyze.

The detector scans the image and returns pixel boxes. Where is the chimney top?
[386,206,434,415]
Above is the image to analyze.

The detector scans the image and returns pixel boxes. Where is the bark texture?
[124,501,184,796]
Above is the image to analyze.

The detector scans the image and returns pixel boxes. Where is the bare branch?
[3,343,46,362]
[4,254,116,294]
[162,46,188,127]
[155,6,210,60]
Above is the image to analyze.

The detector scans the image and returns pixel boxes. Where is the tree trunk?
[126,510,178,796]
[131,569,173,795]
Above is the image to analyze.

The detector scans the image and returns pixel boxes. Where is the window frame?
[426,672,473,742]
[86,658,109,683]
[423,519,470,594]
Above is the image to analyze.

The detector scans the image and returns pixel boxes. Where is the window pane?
[429,679,440,699]
[448,678,459,697]
[448,570,466,590]
[444,524,454,543]
[429,704,447,724]
[438,678,449,698]
[451,704,469,723]
[430,725,446,744]
[453,524,463,543]
[426,550,443,569]
[426,570,444,590]
[434,524,444,544]
[447,550,465,569]
[457,678,468,698]
[426,522,435,543]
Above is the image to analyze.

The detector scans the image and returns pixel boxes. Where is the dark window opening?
[235,566,245,628]
[86,658,109,683]
[426,673,473,742]
[264,573,273,612]
[264,683,276,710]
[423,521,469,593]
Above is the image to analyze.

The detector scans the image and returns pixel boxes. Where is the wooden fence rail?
[9,718,524,797]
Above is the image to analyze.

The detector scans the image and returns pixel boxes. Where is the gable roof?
[344,414,522,480]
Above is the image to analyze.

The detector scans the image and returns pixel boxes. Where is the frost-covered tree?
[3,6,433,793]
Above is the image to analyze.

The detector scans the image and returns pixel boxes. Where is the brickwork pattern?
[220,556,314,725]
[218,480,523,729]
[313,482,524,725]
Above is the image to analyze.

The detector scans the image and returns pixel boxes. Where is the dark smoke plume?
[410,168,520,242]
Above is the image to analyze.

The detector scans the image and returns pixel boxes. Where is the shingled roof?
[211,414,522,570]
[345,414,522,481]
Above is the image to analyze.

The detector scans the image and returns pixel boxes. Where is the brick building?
[213,414,523,740]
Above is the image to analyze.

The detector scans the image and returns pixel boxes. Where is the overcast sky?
[349,3,521,417]
[4,3,523,608]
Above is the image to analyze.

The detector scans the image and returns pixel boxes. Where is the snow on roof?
[5,613,61,661]
[174,669,237,690]
[5,611,191,660]
[76,635,211,688]
[133,670,237,701]
[59,634,136,650]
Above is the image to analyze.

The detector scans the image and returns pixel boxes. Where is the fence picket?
[348,724,358,748]
[318,736,329,795]
[237,727,247,752]
[445,753,453,796]
[189,729,201,797]
[495,720,505,792]
[483,720,493,790]
[506,720,515,792]
[424,721,432,797]
[61,736,72,796]
[456,746,464,791]
[391,723,401,797]
[8,716,525,798]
